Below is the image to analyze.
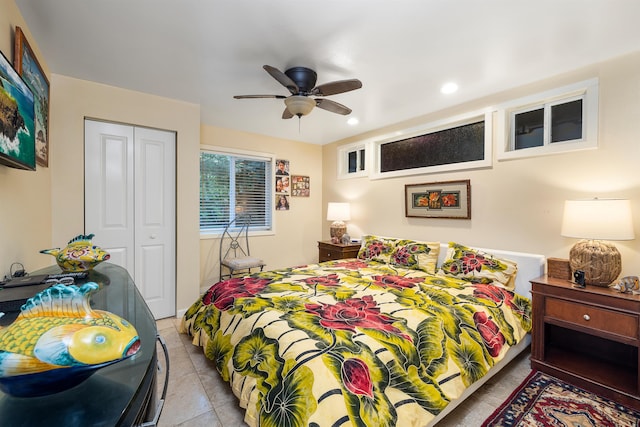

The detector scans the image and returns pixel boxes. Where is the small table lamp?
[561,198,635,287]
[327,202,351,242]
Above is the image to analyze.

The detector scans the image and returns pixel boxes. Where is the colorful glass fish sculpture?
[40,234,110,272]
[0,283,140,396]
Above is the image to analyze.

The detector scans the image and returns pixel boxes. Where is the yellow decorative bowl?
[40,234,110,272]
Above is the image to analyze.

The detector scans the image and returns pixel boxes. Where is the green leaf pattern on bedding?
[181,259,531,427]
[232,328,318,427]
[205,329,233,381]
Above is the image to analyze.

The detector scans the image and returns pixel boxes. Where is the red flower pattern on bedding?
[391,246,412,265]
[473,311,505,357]
[472,284,516,309]
[302,273,341,287]
[335,260,369,269]
[341,358,374,398]
[305,295,412,341]
[458,252,492,274]
[366,241,385,257]
[203,277,272,310]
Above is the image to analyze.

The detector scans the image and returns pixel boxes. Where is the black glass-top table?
[0,262,167,426]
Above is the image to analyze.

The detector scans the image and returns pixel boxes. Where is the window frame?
[337,141,369,179]
[496,78,598,160]
[370,109,493,180]
[199,145,275,239]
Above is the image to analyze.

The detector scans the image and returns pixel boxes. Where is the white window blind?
[200,150,272,232]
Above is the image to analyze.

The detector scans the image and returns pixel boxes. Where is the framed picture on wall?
[276,175,289,195]
[276,159,289,176]
[14,26,50,168]
[405,180,471,219]
[291,175,310,197]
[0,48,35,170]
[276,194,290,210]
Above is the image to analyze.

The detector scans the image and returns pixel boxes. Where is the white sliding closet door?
[85,119,176,319]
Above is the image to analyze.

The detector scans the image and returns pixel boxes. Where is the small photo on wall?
[276,159,289,176]
[276,194,290,210]
[275,176,289,194]
[291,175,310,197]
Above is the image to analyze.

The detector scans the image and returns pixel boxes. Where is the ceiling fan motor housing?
[284,67,317,94]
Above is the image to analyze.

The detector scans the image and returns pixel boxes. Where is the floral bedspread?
[181,259,531,427]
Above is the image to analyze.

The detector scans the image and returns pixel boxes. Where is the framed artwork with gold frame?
[405,180,471,219]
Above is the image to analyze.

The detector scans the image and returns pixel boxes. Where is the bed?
[181,238,545,426]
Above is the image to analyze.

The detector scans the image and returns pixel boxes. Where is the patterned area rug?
[482,370,640,426]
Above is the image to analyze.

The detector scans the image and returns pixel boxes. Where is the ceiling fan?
[234,65,362,119]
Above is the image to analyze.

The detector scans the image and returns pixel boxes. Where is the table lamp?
[327,202,351,243]
[561,198,635,287]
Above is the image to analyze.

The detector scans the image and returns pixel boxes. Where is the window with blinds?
[200,149,272,233]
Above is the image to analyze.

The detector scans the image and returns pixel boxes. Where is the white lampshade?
[327,202,351,221]
[561,199,634,241]
[561,198,635,287]
[284,96,316,117]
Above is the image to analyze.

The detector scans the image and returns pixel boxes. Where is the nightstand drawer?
[320,247,345,261]
[545,297,638,340]
[318,241,361,262]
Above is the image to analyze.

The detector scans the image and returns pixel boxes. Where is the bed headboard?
[437,244,545,297]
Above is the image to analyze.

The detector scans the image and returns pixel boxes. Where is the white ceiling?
[14,0,640,145]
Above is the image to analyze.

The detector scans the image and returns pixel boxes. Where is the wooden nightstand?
[530,275,640,409]
[318,240,361,262]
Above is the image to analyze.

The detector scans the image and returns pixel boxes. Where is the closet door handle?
[150,234,157,239]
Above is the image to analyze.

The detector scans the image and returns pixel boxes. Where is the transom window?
[497,79,598,160]
[200,146,273,234]
[371,110,492,179]
[337,142,368,179]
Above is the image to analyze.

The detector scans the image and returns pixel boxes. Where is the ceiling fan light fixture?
[235,65,362,120]
[284,96,316,117]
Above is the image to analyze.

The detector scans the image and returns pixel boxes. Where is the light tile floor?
[156,317,532,427]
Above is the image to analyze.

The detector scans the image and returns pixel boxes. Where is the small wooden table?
[318,240,361,262]
[530,275,640,410]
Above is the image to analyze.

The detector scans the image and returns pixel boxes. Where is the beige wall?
[0,0,51,278]
[323,51,640,278]
[49,74,201,315]
[199,125,323,291]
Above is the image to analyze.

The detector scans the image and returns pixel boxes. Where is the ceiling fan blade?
[264,65,299,95]
[234,95,287,99]
[312,79,362,96]
[315,98,352,115]
[282,108,294,119]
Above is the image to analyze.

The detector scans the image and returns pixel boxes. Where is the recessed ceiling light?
[347,117,359,126]
[441,82,458,94]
